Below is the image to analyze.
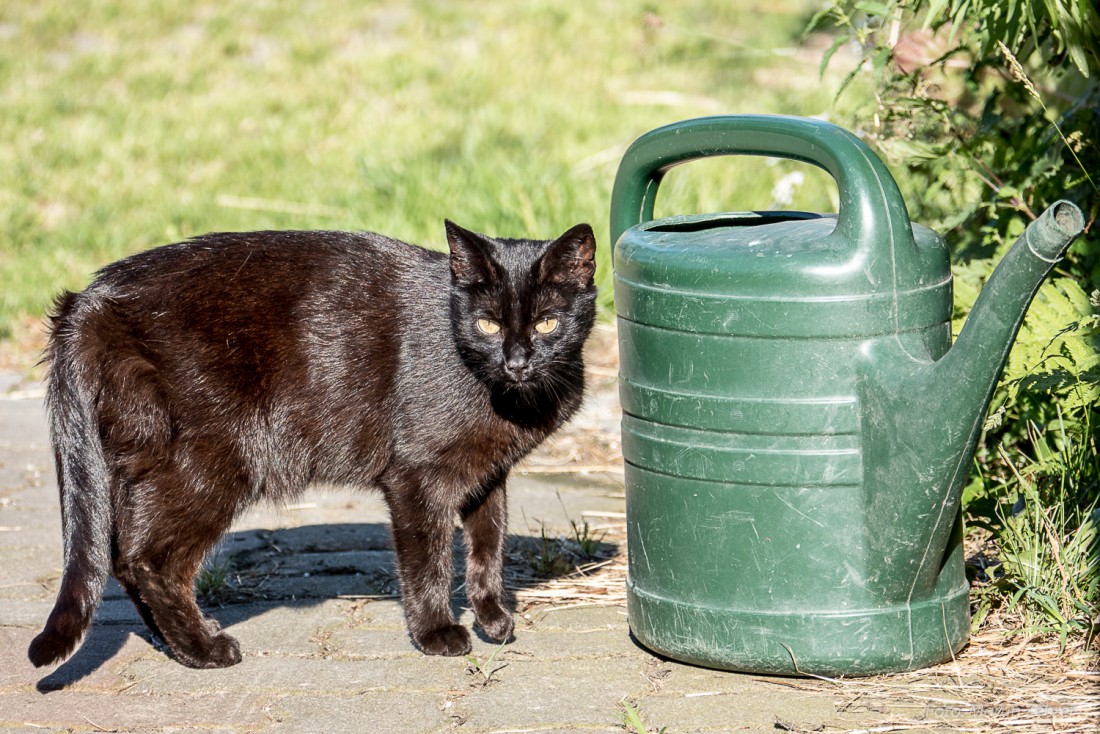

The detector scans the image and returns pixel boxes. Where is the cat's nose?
[503,351,530,379]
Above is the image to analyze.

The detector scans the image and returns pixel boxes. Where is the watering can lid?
[615,208,948,299]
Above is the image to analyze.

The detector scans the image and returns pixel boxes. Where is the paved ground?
[0,366,997,734]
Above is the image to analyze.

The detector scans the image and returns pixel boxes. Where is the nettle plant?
[812,0,1099,646]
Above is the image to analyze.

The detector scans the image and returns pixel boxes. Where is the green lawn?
[0,0,849,342]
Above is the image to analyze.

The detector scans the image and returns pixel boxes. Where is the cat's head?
[445,220,597,395]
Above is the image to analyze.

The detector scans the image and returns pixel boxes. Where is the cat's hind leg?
[114,472,243,668]
[113,569,164,642]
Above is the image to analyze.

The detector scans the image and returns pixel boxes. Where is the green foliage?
[971,417,1099,647]
[816,0,1100,646]
[913,0,1100,77]
[997,460,1099,647]
[999,279,1100,418]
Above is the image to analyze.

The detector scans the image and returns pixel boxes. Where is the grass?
[195,551,233,606]
[464,639,509,687]
[991,418,1099,648]
[617,699,666,734]
[525,522,578,579]
[964,411,1100,654]
[570,519,604,559]
[0,0,849,342]
[522,515,608,579]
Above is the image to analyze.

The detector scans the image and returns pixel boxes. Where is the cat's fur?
[28,221,597,669]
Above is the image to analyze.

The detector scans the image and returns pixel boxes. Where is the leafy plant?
[814,0,1100,646]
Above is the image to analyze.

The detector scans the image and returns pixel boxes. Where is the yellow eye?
[534,317,559,334]
[477,318,501,335]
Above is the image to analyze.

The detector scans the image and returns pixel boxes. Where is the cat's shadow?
[36,521,617,692]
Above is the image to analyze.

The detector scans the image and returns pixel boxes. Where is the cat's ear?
[539,223,596,287]
[446,220,499,285]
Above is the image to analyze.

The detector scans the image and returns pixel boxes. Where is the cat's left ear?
[539,223,596,287]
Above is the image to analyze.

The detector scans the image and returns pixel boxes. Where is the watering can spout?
[936,201,1086,411]
[927,200,1084,431]
[862,200,1085,600]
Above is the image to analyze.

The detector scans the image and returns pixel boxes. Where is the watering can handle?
[609,115,921,278]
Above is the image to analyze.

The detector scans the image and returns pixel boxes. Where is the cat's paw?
[475,604,515,643]
[207,633,243,667]
[181,633,242,669]
[415,624,472,657]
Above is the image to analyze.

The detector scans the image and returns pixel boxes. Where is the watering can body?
[611,115,1084,675]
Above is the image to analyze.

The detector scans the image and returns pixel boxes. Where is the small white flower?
[770,171,805,207]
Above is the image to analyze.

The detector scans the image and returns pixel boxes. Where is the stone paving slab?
[0,381,995,734]
[264,692,451,733]
[4,690,269,731]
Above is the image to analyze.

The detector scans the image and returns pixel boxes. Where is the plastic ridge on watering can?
[610,114,1085,676]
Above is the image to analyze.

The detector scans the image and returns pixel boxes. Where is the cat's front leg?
[460,472,515,643]
[382,468,472,656]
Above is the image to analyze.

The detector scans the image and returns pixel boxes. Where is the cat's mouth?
[493,363,544,393]
[498,372,536,390]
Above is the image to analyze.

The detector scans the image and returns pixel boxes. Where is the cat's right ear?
[446,220,498,285]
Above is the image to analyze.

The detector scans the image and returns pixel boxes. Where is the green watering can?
[610,115,1085,676]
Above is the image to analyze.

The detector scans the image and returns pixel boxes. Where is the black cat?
[28,220,597,668]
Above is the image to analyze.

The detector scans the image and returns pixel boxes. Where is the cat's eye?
[476,318,501,335]
[534,317,559,335]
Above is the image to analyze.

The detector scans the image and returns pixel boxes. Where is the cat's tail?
[28,291,113,668]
